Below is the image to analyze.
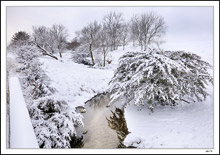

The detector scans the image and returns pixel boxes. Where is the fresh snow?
[39,46,138,109]
[123,41,214,148]
[39,52,115,109]
[123,84,213,148]
[9,77,39,148]
[10,41,213,148]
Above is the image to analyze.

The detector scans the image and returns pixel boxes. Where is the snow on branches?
[14,45,83,148]
[29,97,83,148]
[108,49,213,110]
[15,45,55,100]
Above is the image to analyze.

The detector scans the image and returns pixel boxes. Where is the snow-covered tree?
[28,97,83,148]
[32,25,68,59]
[10,31,31,46]
[108,50,213,111]
[15,45,55,100]
[77,20,101,66]
[32,26,50,49]
[14,45,83,148]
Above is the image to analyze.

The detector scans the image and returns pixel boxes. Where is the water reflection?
[75,93,131,148]
[106,108,131,148]
[76,93,118,148]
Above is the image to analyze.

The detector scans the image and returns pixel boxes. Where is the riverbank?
[38,42,214,148]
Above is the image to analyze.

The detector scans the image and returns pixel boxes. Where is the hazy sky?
[7,6,213,43]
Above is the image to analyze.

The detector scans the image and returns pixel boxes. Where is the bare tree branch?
[33,42,58,60]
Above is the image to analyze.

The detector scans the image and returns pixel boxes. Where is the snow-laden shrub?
[29,97,83,148]
[20,60,55,99]
[71,46,93,66]
[108,50,213,110]
[16,45,55,99]
[15,45,41,64]
[13,45,83,148]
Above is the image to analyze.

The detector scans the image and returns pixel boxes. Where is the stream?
[75,93,130,149]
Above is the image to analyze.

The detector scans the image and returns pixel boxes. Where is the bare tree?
[130,15,144,50]
[98,25,110,67]
[32,25,68,59]
[120,22,129,50]
[131,12,166,51]
[32,26,58,60]
[78,21,101,65]
[50,24,68,58]
[32,26,49,49]
[103,12,124,51]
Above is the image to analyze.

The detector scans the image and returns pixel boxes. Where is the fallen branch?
[33,42,58,60]
[42,52,58,60]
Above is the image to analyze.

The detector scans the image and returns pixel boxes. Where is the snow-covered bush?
[15,45,41,63]
[15,45,55,100]
[109,50,213,110]
[28,97,83,148]
[13,45,83,148]
[71,46,93,66]
[20,60,55,99]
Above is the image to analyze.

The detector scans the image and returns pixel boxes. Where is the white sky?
[7,6,213,43]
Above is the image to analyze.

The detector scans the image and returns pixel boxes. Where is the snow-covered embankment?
[9,77,39,148]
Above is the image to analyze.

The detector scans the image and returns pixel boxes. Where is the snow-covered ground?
[123,41,214,148]
[123,84,213,148]
[39,45,140,109]
[39,52,116,109]
[11,41,212,149]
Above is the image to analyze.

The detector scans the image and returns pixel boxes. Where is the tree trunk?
[113,40,116,51]
[89,44,95,65]
[34,42,58,60]
[144,44,146,51]
[59,51,62,58]
[103,51,106,67]
[145,42,149,52]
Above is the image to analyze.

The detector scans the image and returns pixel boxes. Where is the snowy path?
[40,53,114,109]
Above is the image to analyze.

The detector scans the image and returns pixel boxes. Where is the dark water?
[75,93,130,149]
[106,107,131,148]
